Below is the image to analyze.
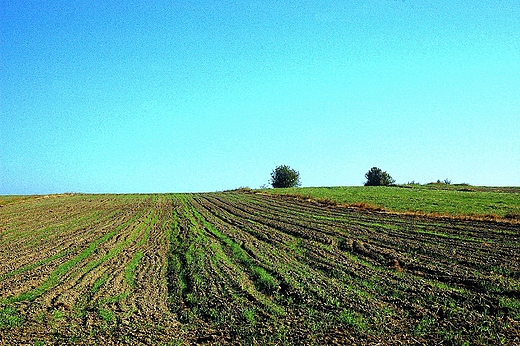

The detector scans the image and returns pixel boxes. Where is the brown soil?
[0,192,519,345]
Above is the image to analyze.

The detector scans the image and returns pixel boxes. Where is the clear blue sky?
[1,1,519,194]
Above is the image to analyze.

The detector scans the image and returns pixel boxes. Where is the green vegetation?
[2,231,117,304]
[1,191,519,344]
[0,307,23,328]
[98,308,114,323]
[263,184,520,219]
[364,167,395,186]
[270,165,301,188]
[125,250,143,287]
[0,249,71,282]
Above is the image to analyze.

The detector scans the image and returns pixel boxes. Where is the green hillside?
[262,185,520,220]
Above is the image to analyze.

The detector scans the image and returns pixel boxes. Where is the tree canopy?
[364,167,395,186]
[270,165,301,188]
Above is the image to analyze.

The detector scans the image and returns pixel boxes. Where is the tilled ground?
[0,192,519,345]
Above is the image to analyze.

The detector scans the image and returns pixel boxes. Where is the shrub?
[364,167,395,186]
[270,165,301,188]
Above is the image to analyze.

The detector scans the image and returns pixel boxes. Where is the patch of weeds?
[306,307,317,318]
[360,279,377,291]
[269,302,286,317]
[98,308,114,323]
[437,327,470,344]
[271,324,289,345]
[33,341,46,346]
[89,328,98,338]
[102,292,129,304]
[185,293,198,307]
[91,273,109,294]
[380,305,394,318]
[339,309,367,332]
[120,335,133,344]
[73,305,87,319]
[0,306,23,328]
[414,316,436,336]
[288,238,306,256]
[35,311,45,323]
[251,265,278,292]
[52,309,64,321]
[209,308,226,325]
[499,297,520,320]
[123,306,137,319]
[242,308,256,326]
[335,237,347,250]
[327,296,341,308]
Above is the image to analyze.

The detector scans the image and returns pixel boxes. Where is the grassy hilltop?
[262,184,520,221]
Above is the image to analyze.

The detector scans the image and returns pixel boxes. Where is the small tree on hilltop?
[270,165,301,188]
[364,167,395,186]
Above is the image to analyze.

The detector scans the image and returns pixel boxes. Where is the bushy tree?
[270,165,301,188]
[364,167,395,186]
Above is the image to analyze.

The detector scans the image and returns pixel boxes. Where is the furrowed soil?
[0,192,519,345]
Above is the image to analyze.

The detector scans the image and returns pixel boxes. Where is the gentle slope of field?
[262,185,520,220]
[0,191,519,345]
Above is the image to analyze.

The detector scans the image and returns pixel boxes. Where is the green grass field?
[261,184,520,220]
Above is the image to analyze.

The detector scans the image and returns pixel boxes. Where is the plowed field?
[1,192,519,345]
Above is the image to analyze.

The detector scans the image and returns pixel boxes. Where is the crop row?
[0,195,180,344]
[0,192,518,345]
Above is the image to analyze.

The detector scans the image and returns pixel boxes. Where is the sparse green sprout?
[98,308,114,323]
[52,309,64,321]
[415,316,435,336]
[242,308,256,325]
[0,307,23,328]
[339,309,367,332]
